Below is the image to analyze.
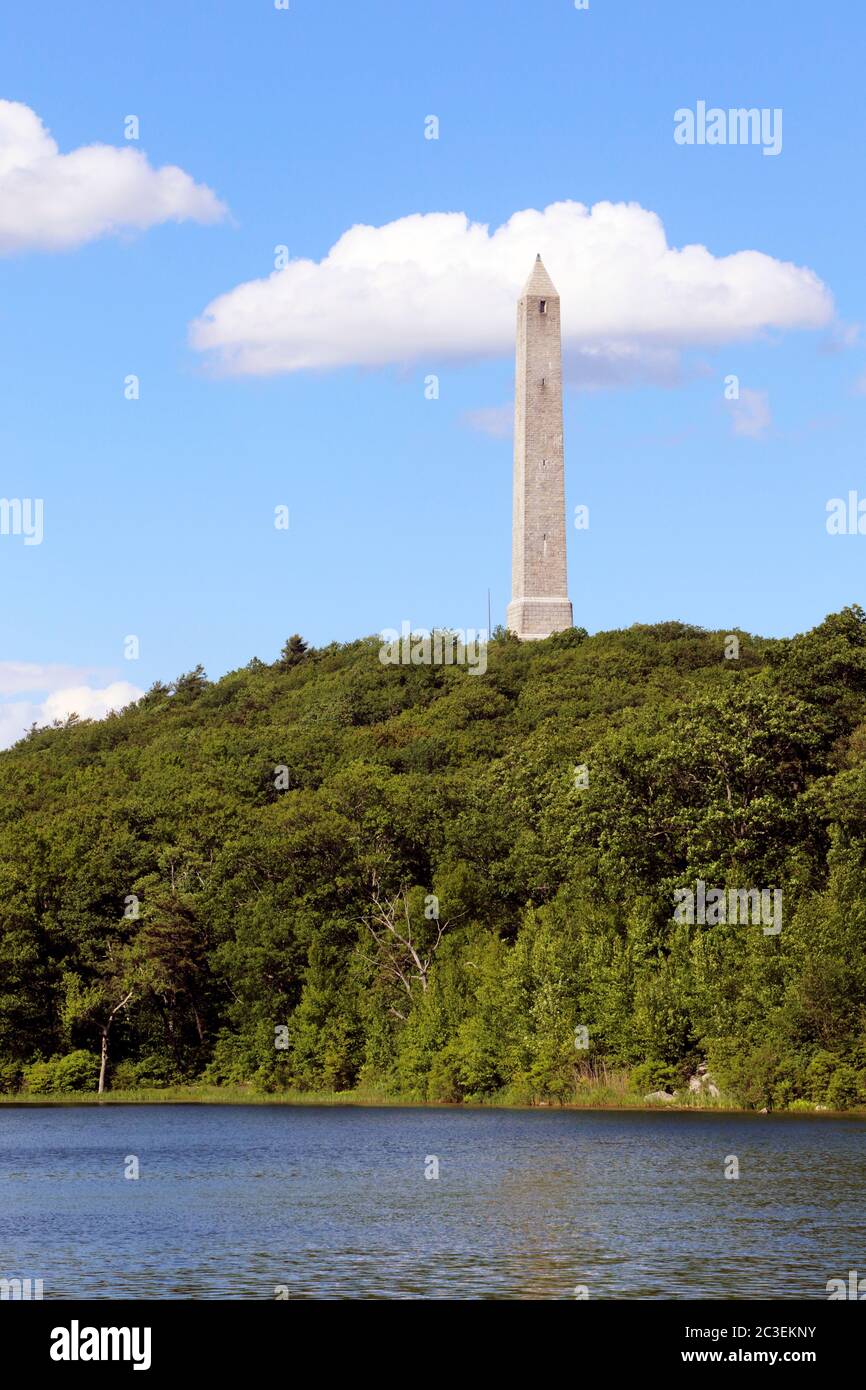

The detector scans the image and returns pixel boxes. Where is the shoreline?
[0,1084,861,1117]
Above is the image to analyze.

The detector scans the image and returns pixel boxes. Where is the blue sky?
[0,0,865,742]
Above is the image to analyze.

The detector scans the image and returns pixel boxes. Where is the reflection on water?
[1,1104,864,1299]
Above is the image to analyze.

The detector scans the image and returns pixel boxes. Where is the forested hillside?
[2,609,866,1109]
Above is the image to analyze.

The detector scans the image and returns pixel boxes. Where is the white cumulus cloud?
[0,99,226,254]
[41,681,143,723]
[190,200,834,384]
[0,674,143,749]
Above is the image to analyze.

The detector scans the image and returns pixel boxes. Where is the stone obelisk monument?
[506,255,573,640]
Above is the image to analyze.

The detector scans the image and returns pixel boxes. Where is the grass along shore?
[0,1082,859,1114]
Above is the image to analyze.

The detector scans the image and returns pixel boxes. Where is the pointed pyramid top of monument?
[520,253,559,299]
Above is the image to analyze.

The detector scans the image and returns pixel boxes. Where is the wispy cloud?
[727,386,772,439]
[460,405,513,438]
[0,661,102,695]
[820,321,861,354]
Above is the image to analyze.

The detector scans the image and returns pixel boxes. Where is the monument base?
[506,597,574,641]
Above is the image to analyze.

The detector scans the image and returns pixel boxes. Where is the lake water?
[1,1104,864,1299]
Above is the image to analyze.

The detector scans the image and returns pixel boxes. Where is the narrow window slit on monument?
[539,299,547,313]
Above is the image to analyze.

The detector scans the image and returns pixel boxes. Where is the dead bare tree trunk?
[363,874,448,1001]
[191,1001,205,1045]
[98,1029,109,1096]
[97,991,134,1095]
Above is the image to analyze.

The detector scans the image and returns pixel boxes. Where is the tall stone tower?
[506,255,573,640]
